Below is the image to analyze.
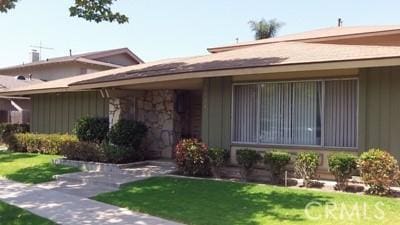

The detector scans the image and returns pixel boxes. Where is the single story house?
[3,25,400,174]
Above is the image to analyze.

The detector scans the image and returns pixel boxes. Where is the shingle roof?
[0,48,143,72]
[208,25,400,53]
[0,75,43,90]
[73,42,400,85]
[4,41,400,95]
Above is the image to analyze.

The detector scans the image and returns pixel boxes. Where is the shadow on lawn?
[0,151,37,163]
[0,201,55,225]
[96,177,333,225]
[6,163,79,184]
[231,188,331,224]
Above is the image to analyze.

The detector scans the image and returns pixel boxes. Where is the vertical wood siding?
[359,66,400,160]
[201,77,232,149]
[31,91,108,134]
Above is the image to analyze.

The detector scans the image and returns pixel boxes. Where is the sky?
[1,0,400,66]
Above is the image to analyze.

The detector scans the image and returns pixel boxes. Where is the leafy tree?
[248,18,284,40]
[0,0,128,24]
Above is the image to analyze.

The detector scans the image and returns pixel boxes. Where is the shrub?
[60,141,104,162]
[236,149,261,181]
[74,117,109,144]
[294,152,320,187]
[108,119,147,148]
[328,152,357,191]
[0,123,29,143]
[175,138,210,176]
[7,133,78,155]
[101,143,145,164]
[208,147,229,178]
[264,150,291,184]
[358,149,400,195]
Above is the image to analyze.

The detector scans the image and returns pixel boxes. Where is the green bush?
[175,138,210,176]
[328,152,357,191]
[73,117,109,144]
[208,147,229,178]
[358,149,400,195]
[108,119,147,148]
[0,123,29,143]
[7,133,78,155]
[101,143,145,164]
[294,152,320,187]
[60,141,104,162]
[264,150,291,184]
[236,149,261,181]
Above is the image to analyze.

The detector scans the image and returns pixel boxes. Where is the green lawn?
[0,200,56,225]
[0,151,80,184]
[95,177,400,225]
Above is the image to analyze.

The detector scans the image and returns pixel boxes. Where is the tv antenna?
[29,41,54,60]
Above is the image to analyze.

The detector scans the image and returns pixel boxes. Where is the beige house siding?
[1,62,105,81]
[96,54,140,66]
[31,91,108,133]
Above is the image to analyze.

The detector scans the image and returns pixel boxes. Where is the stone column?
[136,90,181,158]
[108,98,121,127]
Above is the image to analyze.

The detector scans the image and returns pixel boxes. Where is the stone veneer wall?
[109,96,136,125]
[136,90,182,158]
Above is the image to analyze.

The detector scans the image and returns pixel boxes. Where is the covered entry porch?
[107,78,203,158]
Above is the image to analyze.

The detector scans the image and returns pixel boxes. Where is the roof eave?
[69,57,400,89]
[4,56,400,96]
[208,29,400,53]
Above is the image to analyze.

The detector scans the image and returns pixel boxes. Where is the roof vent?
[15,75,26,80]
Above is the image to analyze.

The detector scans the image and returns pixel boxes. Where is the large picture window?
[232,79,358,148]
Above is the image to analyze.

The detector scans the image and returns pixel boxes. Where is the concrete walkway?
[0,161,181,225]
[38,163,177,198]
[0,179,182,225]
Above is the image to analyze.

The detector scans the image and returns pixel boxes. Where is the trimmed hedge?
[108,119,147,148]
[328,152,357,191]
[236,149,261,181]
[208,147,229,178]
[7,133,78,155]
[101,143,145,164]
[73,117,109,144]
[0,123,29,142]
[294,152,320,188]
[60,141,104,162]
[264,150,291,184]
[358,149,400,195]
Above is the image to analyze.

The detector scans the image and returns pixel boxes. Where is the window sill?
[230,142,358,152]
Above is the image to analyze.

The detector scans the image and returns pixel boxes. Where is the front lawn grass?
[0,151,80,184]
[0,200,56,225]
[94,177,400,225]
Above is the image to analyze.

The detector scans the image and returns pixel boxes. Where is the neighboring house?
[3,25,400,175]
[0,48,143,81]
[0,47,143,124]
[0,75,43,123]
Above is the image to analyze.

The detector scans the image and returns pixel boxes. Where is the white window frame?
[231,78,359,149]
